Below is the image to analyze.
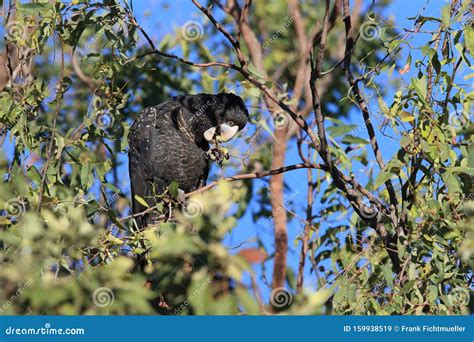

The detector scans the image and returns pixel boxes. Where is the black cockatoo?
[128,93,249,227]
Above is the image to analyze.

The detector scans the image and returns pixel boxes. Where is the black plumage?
[128,93,249,227]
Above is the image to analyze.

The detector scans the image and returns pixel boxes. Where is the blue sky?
[1,0,461,305]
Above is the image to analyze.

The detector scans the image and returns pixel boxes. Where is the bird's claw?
[205,145,229,165]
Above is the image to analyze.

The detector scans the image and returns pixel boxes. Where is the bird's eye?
[227,121,235,126]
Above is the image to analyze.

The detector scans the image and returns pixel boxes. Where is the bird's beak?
[204,126,217,142]
[204,123,240,142]
[219,123,239,142]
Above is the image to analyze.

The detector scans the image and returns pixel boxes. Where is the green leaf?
[428,285,438,302]
[442,171,461,195]
[80,162,90,187]
[400,111,415,122]
[381,263,394,288]
[378,97,390,117]
[27,166,43,186]
[374,169,392,188]
[465,26,474,56]
[103,182,122,195]
[55,136,65,160]
[341,135,370,145]
[168,181,179,198]
[19,2,52,13]
[327,124,358,137]
[235,287,260,314]
[441,5,451,28]
[107,233,124,245]
[134,195,149,208]
[397,238,407,259]
[412,76,427,101]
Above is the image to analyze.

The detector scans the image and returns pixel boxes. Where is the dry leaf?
[238,248,267,264]
[399,63,410,75]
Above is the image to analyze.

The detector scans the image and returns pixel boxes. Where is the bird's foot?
[205,144,229,165]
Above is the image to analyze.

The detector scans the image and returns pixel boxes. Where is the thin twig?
[185,163,327,197]
[37,35,65,212]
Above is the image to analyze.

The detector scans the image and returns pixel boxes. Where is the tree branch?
[192,0,248,69]
[342,0,398,216]
[185,162,327,197]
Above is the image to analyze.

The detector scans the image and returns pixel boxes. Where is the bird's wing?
[151,121,208,193]
[129,106,163,221]
[129,104,209,226]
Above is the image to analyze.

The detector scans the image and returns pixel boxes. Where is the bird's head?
[203,93,249,143]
